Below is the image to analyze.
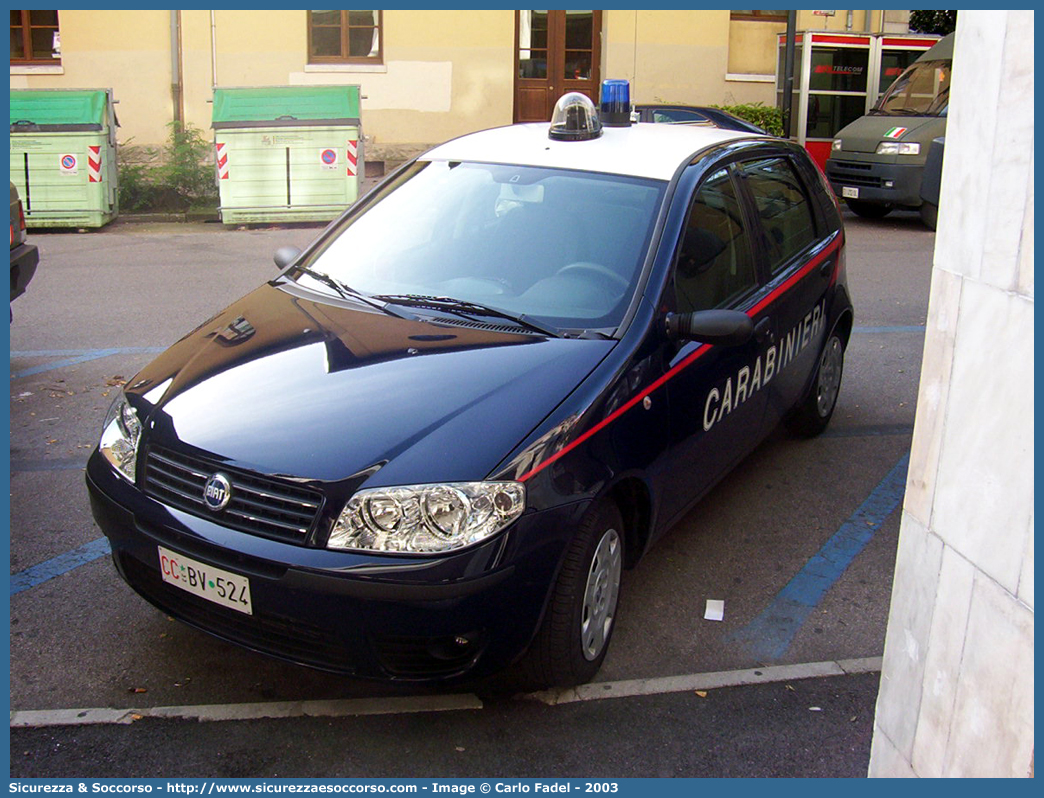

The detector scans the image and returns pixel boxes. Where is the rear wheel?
[786,332,845,437]
[513,500,624,689]
[845,199,892,219]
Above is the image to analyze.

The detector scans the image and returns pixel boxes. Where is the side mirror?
[274,246,302,270]
[665,309,754,346]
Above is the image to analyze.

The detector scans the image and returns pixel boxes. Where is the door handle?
[754,317,773,344]
[820,258,834,279]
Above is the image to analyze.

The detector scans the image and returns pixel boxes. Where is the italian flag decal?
[884,127,908,139]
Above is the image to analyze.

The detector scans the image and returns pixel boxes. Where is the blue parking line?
[728,452,910,661]
[10,537,111,596]
[10,347,166,379]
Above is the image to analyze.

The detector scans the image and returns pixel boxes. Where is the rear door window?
[739,157,818,275]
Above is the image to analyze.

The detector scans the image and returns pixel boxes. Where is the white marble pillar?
[868,9,1034,778]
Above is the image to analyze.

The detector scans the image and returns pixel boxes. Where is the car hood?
[835,114,942,154]
[128,283,614,486]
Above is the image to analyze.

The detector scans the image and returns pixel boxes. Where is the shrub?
[713,102,784,137]
[117,122,217,213]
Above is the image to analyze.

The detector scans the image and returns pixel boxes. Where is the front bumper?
[86,451,583,682]
[825,156,925,209]
[10,241,38,301]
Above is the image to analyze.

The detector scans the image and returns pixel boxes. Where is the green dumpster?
[212,86,363,224]
[10,89,119,228]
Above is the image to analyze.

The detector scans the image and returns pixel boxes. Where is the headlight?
[831,138,842,153]
[876,141,920,156]
[329,482,526,554]
[99,394,142,482]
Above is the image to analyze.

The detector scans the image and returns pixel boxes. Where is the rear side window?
[674,167,758,313]
[739,157,818,274]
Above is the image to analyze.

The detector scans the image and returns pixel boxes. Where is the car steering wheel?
[556,262,630,290]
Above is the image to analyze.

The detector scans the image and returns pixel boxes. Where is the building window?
[10,10,61,64]
[308,10,381,64]
[730,10,787,22]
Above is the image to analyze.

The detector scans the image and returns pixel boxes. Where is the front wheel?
[786,332,845,437]
[513,500,624,689]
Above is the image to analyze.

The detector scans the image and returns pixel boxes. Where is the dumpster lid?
[10,89,112,132]
[212,86,361,129]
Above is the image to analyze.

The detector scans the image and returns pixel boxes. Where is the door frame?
[513,10,603,123]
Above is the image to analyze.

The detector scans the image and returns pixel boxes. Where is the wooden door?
[514,10,602,123]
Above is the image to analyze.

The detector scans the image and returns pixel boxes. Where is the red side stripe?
[516,237,842,483]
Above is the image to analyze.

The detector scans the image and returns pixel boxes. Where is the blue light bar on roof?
[599,79,632,127]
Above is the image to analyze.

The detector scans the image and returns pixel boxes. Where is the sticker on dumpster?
[346,140,358,177]
[320,148,338,170]
[216,143,229,180]
[59,154,79,175]
[88,146,102,183]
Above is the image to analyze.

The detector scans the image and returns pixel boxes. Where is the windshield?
[873,58,950,116]
[290,160,666,332]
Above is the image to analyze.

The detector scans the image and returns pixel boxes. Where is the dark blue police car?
[87,86,852,688]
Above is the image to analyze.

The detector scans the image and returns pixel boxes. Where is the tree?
[909,10,957,36]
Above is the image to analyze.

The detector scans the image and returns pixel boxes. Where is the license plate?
[842,186,859,199]
[158,546,253,615]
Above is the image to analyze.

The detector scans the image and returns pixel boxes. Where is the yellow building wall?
[10,10,909,156]
[606,10,779,107]
[181,10,513,158]
[284,10,515,156]
[9,10,173,150]
[728,19,788,76]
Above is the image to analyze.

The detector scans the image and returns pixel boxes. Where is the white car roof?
[421,122,762,182]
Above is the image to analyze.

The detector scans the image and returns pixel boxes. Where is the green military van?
[825,33,952,229]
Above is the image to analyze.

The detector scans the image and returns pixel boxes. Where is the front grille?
[119,553,356,673]
[827,160,883,188]
[143,445,323,544]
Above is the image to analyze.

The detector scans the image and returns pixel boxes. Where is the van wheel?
[786,332,845,438]
[919,201,938,230]
[845,199,892,219]
[513,500,624,690]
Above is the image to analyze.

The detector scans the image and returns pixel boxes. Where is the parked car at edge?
[87,91,853,689]
[825,33,953,228]
[634,103,769,135]
[10,182,38,308]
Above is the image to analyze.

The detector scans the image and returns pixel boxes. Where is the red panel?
[804,139,834,172]
[811,34,871,45]
[882,37,938,48]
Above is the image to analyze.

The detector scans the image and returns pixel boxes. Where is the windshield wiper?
[286,265,414,320]
[372,294,561,337]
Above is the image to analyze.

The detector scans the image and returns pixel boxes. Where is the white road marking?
[9,657,882,727]
[10,693,484,728]
[525,656,883,705]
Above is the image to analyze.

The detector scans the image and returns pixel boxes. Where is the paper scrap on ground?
[704,599,725,621]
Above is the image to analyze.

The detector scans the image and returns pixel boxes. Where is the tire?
[786,332,845,438]
[845,199,892,219]
[513,500,624,689]
[919,201,938,230]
